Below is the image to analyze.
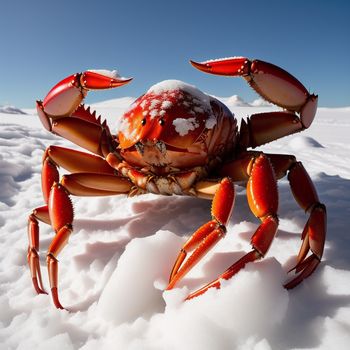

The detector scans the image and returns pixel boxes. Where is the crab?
[28,57,326,309]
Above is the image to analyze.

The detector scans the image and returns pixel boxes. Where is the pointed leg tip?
[51,287,65,310]
[165,280,176,291]
[284,255,320,290]
[32,277,48,295]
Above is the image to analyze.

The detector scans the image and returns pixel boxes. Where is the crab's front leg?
[167,154,280,299]
[167,177,236,290]
[191,57,318,147]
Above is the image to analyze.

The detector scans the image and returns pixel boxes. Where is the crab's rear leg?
[283,162,326,288]
[47,173,132,309]
[221,151,326,291]
[191,57,317,130]
[28,146,132,308]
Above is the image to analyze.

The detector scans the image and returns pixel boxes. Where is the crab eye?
[159,118,165,126]
[141,118,146,126]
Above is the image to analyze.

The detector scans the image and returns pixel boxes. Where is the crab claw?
[37,70,132,130]
[191,57,317,127]
[190,57,250,76]
[81,70,133,90]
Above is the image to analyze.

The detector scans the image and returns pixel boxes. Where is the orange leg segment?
[167,178,235,290]
[27,214,47,295]
[284,162,326,289]
[27,145,132,308]
[46,183,74,309]
[186,154,279,299]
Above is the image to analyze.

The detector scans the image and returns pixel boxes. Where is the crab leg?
[27,146,132,307]
[190,57,317,129]
[246,154,326,288]
[239,111,306,149]
[167,178,235,290]
[43,145,116,174]
[27,214,47,294]
[284,162,326,288]
[46,172,133,309]
[186,154,279,299]
[47,183,74,309]
[220,151,326,291]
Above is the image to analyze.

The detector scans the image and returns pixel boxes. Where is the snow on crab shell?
[172,117,199,136]
[87,69,123,79]
[119,80,219,137]
[147,80,212,111]
[201,56,246,64]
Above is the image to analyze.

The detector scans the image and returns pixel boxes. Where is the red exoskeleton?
[28,58,326,309]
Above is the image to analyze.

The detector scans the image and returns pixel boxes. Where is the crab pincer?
[36,70,132,130]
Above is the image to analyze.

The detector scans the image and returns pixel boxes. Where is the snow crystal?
[172,117,199,136]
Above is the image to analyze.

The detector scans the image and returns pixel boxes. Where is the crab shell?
[117,80,238,170]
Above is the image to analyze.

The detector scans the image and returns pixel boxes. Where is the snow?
[201,56,246,63]
[161,100,173,109]
[1,94,350,349]
[147,80,212,113]
[172,117,199,136]
[0,105,27,114]
[87,69,121,79]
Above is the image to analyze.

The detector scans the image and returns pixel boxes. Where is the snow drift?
[1,97,350,350]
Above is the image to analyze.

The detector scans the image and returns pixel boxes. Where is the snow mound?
[1,100,350,350]
[97,230,289,349]
[163,258,289,339]
[0,154,32,206]
[250,98,274,107]
[288,136,324,150]
[0,105,27,114]
[91,97,136,109]
[97,231,183,325]
[225,95,250,107]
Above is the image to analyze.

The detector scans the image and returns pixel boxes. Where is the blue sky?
[1,0,349,108]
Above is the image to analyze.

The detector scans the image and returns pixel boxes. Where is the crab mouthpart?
[134,140,167,157]
[135,141,144,156]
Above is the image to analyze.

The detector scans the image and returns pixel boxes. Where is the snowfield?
[0,93,350,350]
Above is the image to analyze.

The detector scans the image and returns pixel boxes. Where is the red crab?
[28,58,326,309]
